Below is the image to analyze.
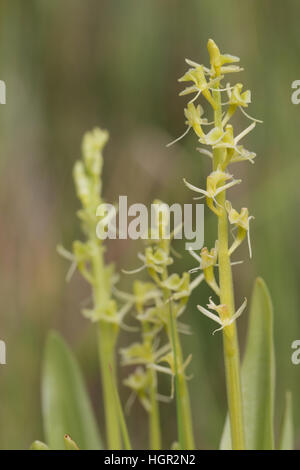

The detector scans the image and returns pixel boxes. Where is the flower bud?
[73,161,90,207]
[82,127,109,176]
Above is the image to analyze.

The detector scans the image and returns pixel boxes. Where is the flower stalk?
[121,201,202,449]
[172,39,261,450]
[148,367,161,449]
[213,81,245,450]
[61,128,136,449]
[162,272,195,450]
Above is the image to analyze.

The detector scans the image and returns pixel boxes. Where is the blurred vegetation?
[0,0,299,449]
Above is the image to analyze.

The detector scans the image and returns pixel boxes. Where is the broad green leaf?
[220,277,275,449]
[279,391,294,450]
[42,331,102,450]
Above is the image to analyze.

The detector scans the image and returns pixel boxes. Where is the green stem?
[109,359,132,450]
[173,320,195,449]
[97,323,121,449]
[213,84,245,450]
[163,278,195,450]
[149,369,161,449]
[169,302,184,449]
[92,243,122,450]
[217,188,245,450]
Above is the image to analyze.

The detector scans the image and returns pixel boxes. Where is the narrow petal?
[190,273,205,290]
[122,264,146,275]
[183,178,209,196]
[188,247,202,263]
[166,126,191,147]
[247,216,255,259]
[230,298,247,323]
[214,179,241,196]
[234,122,256,144]
[197,304,223,325]
[197,148,213,158]
[239,106,263,123]
[212,324,226,335]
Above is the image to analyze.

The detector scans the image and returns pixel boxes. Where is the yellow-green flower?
[184,166,241,215]
[226,201,254,258]
[179,64,217,108]
[197,297,247,335]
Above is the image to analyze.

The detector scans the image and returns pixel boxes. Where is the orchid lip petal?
[196,148,213,158]
[183,178,209,197]
[247,217,253,258]
[197,304,223,325]
[239,106,263,124]
[185,58,201,67]
[66,261,77,283]
[188,247,202,263]
[232,298,247,322]
[122,264,146,275]
[234,122,256,144]
[188,89,202,104]
[212,325,226,335]
[189,266,201,274]
[166,126,191,147]
[189,273,205,290]
[214,179,242,197]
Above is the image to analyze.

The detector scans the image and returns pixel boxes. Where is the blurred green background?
[0,0,299,449]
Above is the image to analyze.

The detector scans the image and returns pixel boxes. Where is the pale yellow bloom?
[197,297,247,334]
